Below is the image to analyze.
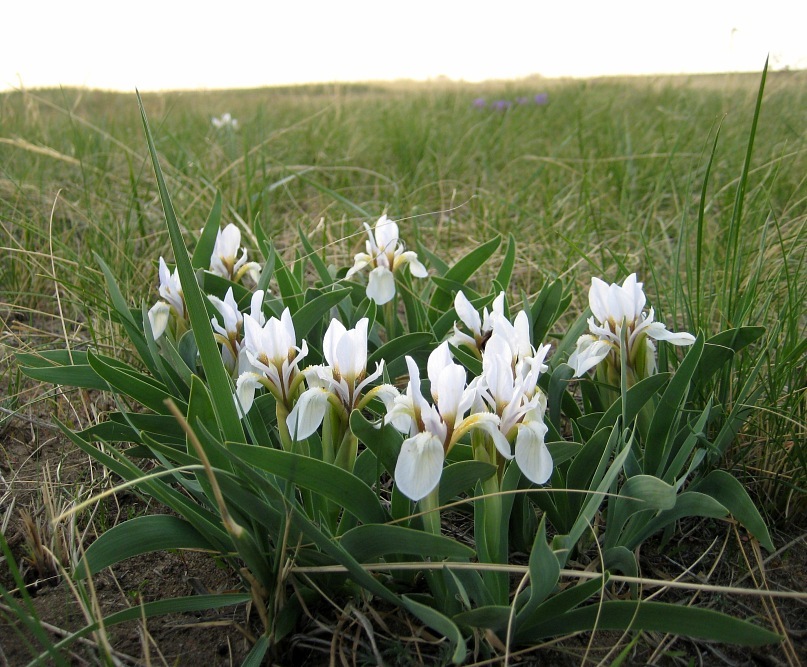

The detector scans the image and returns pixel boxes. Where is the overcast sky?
[2,0,804,91]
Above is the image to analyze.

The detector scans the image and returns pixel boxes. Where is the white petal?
[249,290,266,325]
[435,363,469,424]
[645,322,696,346]
[427,341,454,389]
[401,251,428,278]
[394,432,445,501]
[235,372,263,415]
[589,277,610,323]
[448,325,477,350]
[366,266,396,304]
[464,412,512,459]
[147,301,170,340]
[622,273,646,318]
[366,382,399,411]
[346,254,371,278]
[513,310,533,359]
[515,421,553,484]
[454,291,481,334]
[386,393,415,434]
[338,318,368,380]
[491,292,506,318]
[280,308,296,346]
[323,318,347,368]
[286,388,330,440]
[374,215,400,250]
[568,335,612,377]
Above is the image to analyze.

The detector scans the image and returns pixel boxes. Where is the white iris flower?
[387,342,507,501]
[208,288,265,375]
[449,291,506,353]
[286,318,398,440]
[567,274,696,380]
[477,334,553,485]
[346,215,428,305]
[235,307,308,413]
[147,257,186,340]
[209,223,261,284]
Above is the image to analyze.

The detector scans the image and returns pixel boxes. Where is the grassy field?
[0,71,805,663]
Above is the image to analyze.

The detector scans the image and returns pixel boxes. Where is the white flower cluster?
[145,214,695,506]
[211,113,239,130]
[147,223,260,341]
[388,292,553,501]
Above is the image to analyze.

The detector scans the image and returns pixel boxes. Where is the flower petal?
[147,301,170,340]
[567,335,612,377]
[394,432,445,501]
[286,388,330,440]
[235,372,263,415]
[373,215,400,250]
[515,420,553,484]
[400,251,428,278]
[366,266,396,304]
[454,291,481,335]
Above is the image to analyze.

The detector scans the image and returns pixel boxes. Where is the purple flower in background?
[492,100,512,112]
[516,97,530,105]
[472,97,486,109]
[534,93,548,105]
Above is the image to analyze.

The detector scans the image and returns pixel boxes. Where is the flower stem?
[419,486,442,536]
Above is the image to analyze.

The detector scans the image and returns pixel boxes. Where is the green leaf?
[519,600,780,646]
[548,363,575,431]
[226,443,387,525]
[690,470,774,551]
[273,252,304,312]
[191,190,222,269]
[694,327,766,386]
[429,235,501,319]
[531,278,565,344]
[559,427,631,563]
[75,515,214,579]
[367,332,433,368]
[350,410,402,476]
[453,605,511,633]
[624,491,728,550]
[401,596,467,664]
[187,375,230,471]
[546,441,582,466]
[95,254,159,376]
[298,224,334,286]
[516,517,560,623]
[87,349,177,414]
[595,373,670,432]
[439,461,497,504]
[58,422,232,552]
[293,287,352,340]
[494,234,517,289]
[137,91,244,444]
[645,335,704,475]
[515,574,609,640]
[604,475,677,550]
[340,525,474,562]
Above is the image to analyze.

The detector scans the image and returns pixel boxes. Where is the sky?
[2,1,804,92]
